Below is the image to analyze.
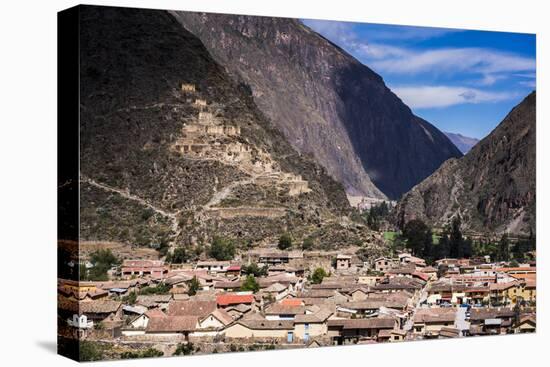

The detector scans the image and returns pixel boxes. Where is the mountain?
[78,6,382,251]
[445,132,480,154]
[394,92,536,235]
[169,12,462,200]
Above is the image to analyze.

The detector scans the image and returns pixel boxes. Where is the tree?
[278,233,293,250]
[310,267,328,284]
[302,237,314,251]
[209,236,235,261]
[167,247,189,263]
[497,233,510,262]
[188,276,200,296]
[82,249,119,281]
[421,227,435,262]
[437,232,451,259]
[449,216,464,258]
[241,275,260,293]
[242,263,268,277]
[402,219,432,257]
[463,238,473,259]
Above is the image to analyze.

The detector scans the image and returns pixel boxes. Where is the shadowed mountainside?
[394,92,536,235]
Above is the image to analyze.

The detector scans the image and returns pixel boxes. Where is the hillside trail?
[80,175,181,248]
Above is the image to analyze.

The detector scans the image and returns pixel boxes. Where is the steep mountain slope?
[445,132,480,153]
[79,6,372,249]
[394,92,536,235]
[169,12,462,199]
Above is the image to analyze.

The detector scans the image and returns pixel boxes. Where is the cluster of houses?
[57,250,536,351]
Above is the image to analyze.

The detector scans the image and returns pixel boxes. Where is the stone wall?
[206,207,286,219]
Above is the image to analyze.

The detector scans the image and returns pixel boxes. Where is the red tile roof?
[280,298,303,306]
[216,294,254,306]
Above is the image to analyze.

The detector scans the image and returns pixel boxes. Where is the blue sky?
[302,19,536,139]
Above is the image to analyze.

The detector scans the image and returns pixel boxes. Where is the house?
[413,308,456,337]
[514,314,536,333]
[216,293,255,309]
[468,308,515,335]
[124,308,166,336]
[259,252,290,266]
[121,260,166,279]
[135,294,172,309]
[193,309,234,336]
[225,304,253,319]
[262,282,291,300]
[343,297,409,316]
[374,257,394,273]
[420,266,438,280]
[336,254,352,270]
[439,327,461,338]
[280,298,304,306]
[372,277,424,296]
[398,253,426,269]
[388,329,407,342]
[348,288,370,302]
[265,304,305,320]
[225,265,242,277]
[58,280,108,301]
[167,300,217,318]
[426,281,466,305]
[464,286,490,305]
[294,308,333,343]
[268,265,303,277]
[224,318,295,341]
[489,281,522,306]
[357,276,383,286]
[145,315,198,340]
[62,299,123,330]
[214,280,243,292]
[386,266,416,278]
[195,260,230,274]
[327,318,397,345]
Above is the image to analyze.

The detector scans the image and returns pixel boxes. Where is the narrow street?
[454,306,470,336]
[404,280,429,331]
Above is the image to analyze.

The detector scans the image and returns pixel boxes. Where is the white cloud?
[391,85,516,109]
[371,47,535,76]
[519,80,536,88]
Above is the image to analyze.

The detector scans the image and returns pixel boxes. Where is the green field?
[383,231,398,241]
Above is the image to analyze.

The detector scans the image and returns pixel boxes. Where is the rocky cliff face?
[170,12,462,199]
[394,92,536,235]
[78,6,376,249]
[444,132,480,154]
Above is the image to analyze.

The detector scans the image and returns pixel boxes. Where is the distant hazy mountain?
[394,92,536,235]
[445,132,480,154]
[171,12,462,199]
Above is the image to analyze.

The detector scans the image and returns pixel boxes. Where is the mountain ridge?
[170,12,462,199]
[394,92,536,235]
[77,6,384,251]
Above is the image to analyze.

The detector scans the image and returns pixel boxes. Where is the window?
[305,323,310,330]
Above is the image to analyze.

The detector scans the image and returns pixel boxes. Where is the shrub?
[278,233,292,250]
[310,267,327,284]
[209,236,235,261]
